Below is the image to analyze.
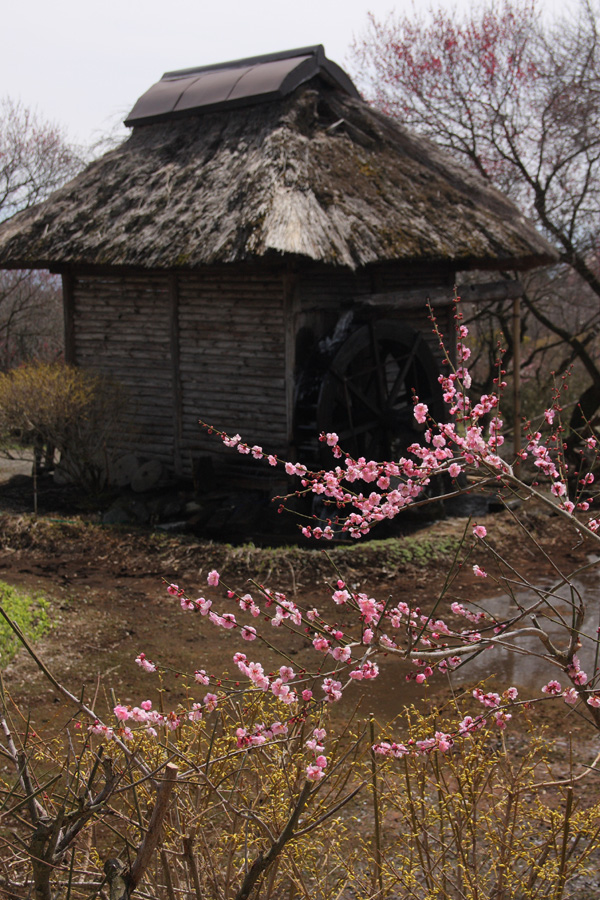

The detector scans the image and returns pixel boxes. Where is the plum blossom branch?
[112,305,600,769]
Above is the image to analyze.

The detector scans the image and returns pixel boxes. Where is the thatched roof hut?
[0,47,552,272]
[0,46,556,498]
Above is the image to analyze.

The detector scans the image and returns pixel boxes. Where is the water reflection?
[346,573,600,723]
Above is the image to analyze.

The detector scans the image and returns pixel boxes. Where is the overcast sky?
[4,0,567,147]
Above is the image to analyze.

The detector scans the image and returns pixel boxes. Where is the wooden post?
[168,273,183,476]
[61,270,76,364]
[513,296,521,462]
[104,763,179,899]
[283,264,298,452]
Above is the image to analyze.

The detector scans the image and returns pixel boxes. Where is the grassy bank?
[0,581,50,663]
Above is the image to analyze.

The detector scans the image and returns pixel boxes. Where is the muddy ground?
[0,466,597,745]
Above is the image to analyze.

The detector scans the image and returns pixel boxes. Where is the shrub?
[0,361,127,492]
[1,691,597,900]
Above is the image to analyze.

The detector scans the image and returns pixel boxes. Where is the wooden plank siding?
[72,272,174,463]
[177,269,288,483]
[69,267,289,485]
[66,260,454,490]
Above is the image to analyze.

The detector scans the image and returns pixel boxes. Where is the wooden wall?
[65,260,454,489]
[177,268,288,484]
[68,266,288,486]
[69,271,174,461]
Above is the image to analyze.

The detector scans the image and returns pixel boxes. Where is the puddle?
[344,572,600,723]
[453,575,600,685]
[0,452,33,484]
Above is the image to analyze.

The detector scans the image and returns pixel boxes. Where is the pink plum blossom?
[203,693,219,712]
[414,402,428,424]
[541,680,562,695]
[135,653,156,673]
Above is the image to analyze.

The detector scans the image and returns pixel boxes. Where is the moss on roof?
[0,83,556,271]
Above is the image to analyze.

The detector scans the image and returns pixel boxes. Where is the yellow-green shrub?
[0,361,126,491]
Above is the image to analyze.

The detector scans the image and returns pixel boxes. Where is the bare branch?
[128,763,179,891]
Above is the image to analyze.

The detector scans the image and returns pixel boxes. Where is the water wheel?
[295,319,445,467]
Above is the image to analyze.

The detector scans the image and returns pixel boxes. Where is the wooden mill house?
[0,46,556,495]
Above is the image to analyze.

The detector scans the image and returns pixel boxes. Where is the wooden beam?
[284,264,299,451]
[357,279,524,310]
[513,295,522,462]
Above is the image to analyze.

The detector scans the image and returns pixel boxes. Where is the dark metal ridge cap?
[124,46,359,127]
[124,79,310,128]
[162,44,326,79]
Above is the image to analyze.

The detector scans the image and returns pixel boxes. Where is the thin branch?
[128,763,179,891]
[234,782,312,900]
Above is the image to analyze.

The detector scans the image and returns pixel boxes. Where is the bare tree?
[351,0,600,442]
[0,98,83,370]
[0,270,63,369]
[0,98,81,220]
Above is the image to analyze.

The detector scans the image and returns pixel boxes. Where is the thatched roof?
[0,57,556,272]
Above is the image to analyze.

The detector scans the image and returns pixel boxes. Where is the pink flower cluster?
[109,695,220,737]
[212,321,598,541]
[374,729,455,758]
[90,700,178,740]
[305,727,328,781]
[235,720,289,749]
[472,687,518,728]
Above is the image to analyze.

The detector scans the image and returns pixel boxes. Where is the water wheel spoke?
[369,321,388,410]
[387,334,423,407]
[330,367,383,419]
[337,419,381,442]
